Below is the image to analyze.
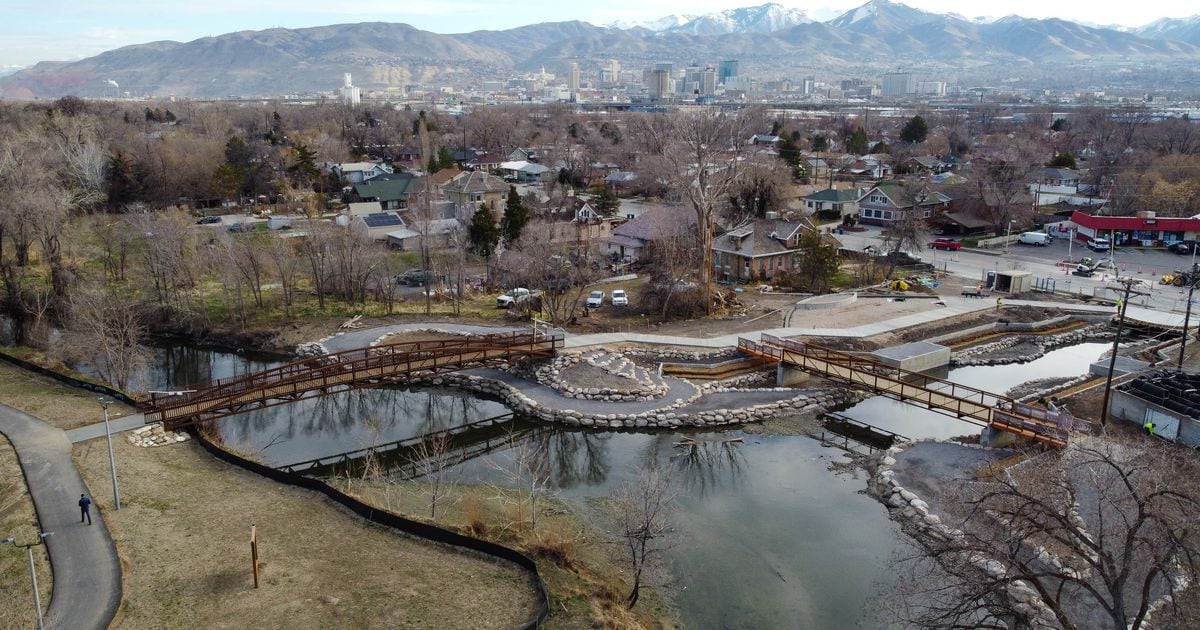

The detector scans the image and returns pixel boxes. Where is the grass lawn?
[0,360,133,430]
[72,436,541,629]
[0,434,53,629]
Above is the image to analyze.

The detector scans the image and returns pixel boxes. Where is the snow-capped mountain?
[614,3,811,35]
[1136,15,1200,44]
[608,14,694,31]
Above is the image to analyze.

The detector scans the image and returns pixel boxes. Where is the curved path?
[0,404,121,630]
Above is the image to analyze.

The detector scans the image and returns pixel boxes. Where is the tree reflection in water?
[524,428,613,489]
[669,435,746,499]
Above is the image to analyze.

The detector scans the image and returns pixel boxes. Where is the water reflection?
[670,437,746,499]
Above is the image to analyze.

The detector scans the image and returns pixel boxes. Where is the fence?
[0,351,141,407]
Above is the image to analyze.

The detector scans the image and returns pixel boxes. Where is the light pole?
[98,398,120,510]
[3,532,53,630]
[1005,219,1015,254]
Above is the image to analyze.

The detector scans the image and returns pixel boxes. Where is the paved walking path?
[0,404,121,630]
[66,412,148,444]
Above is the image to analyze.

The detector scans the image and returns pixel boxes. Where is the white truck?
[496,288,533,308]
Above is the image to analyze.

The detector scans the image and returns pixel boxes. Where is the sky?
[2,0,1197,68]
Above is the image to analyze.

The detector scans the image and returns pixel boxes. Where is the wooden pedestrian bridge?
[141,331,562,430]
[738,334,1079,447]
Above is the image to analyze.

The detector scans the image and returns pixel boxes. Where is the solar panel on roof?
[363,212,404,228]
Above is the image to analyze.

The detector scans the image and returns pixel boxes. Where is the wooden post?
[250,525,260,589]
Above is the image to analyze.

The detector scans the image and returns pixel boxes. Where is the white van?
[1017,232,1051,246]
[1088,237,1111,252]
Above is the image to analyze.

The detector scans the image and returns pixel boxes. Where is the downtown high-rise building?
[718,60,739,84]
[567,62,581,93]
[880,72,914,97]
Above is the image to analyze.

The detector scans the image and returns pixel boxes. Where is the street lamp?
[1005,219,1016,254]
[3,531,53,630]
[98,398,120,510]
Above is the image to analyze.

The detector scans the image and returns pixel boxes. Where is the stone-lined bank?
[530,350,669,402]
[420,371,862,430]
[951,324,1112,367]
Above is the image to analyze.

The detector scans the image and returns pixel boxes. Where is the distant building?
[567,62,581,94]
[718,60,739,84]
[341,73,361,106]
[917,81,946,97]
[880,72,914,97]
[648,68,672,101]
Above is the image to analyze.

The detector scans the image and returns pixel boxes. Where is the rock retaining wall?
[951,324,1113,366]
[423,372,858,430]
[533,350,669,401]
[871,442,1060,627]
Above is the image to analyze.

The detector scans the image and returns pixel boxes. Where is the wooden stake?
[250,525,260,589]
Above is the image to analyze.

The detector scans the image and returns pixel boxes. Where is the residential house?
[902,155,946,173]
[749,134,781,145]
[712,219,813,282]
[604,205,695,264]
[332,162,393,184]
[498,160,553,183]
[856,182,951,226]
[346,201,384,217]
[351,173,421,210]
[1030,167,1101,207]
[843,157,890,179]
[441,170,509,219]
[604,171,638,193]
[931,211,993,236]
[507,147,540,162]
[801,187,866,220]
[385,218,462,251]
[464,152,505,172]
[353,211,407,241]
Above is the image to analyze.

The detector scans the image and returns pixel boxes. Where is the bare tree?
[267,236,301,316]
[489,434,552,536]
[410,433,460,521]
[633,109,750,314]
[887,436,1200,630]
[612,465,677,609]
[881,181,933,256]
[63,286,148,390]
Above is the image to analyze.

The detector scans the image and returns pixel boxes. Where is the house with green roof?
[856,182,950,227]
[801,187,867,220]
[351,173,421,210]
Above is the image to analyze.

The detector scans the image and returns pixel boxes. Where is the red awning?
[1070,211,1200,232]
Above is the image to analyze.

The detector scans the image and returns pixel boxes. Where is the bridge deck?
[142,331,561,429]
[739,335,1073,447]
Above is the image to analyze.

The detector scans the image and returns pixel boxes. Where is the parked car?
[586,290,605,308]
[928,237,962,251]
[227,221,255,233]
[397,269,439,286]
[1017,232,1051,246]
[611,289,629,307]
[1087,237,1111,252]
[1169,241,1198,255]
[496,288,533,308]
[196,215,221,225]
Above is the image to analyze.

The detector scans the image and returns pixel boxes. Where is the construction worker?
[995,297,1003,310]
[1144,421,1155,435]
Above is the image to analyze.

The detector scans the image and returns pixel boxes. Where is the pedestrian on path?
[79,493,92,525]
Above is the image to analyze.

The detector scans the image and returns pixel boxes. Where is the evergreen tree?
[592,183,621,216]
[810,134,830,152]
[500,186,530,245]
[870,141,891,154]
[900,115,929,144]
[437,146,455,171]
[104,152,142,211]
[468,204,500,260]
[1048,152,1078,169]
[847,126,869,155]
[777,136,806,181]
[289,144,320,188]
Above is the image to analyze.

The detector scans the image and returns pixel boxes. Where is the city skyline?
[3,0,1198,68]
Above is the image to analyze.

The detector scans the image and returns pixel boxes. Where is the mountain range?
[2,1,1198,99]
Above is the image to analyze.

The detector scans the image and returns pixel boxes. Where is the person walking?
[79,493,92,525]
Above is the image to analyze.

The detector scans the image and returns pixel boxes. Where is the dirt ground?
[72,437,540,630]
[0,361,130,430]
[0,434,53,630]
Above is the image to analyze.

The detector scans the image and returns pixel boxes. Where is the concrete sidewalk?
[0,404,122,630]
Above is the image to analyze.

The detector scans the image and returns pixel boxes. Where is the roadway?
[836,226,1200,313]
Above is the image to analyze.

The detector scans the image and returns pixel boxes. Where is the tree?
[726,158,788,226]
[63,286,148,390]
[790,228,840,293]
[847,126,870,155]
[467,204,500,261]
[613,466,676,609]
[288,143,320,189]
[591,182,620,216]
[882,182,933,257]
[810,133,830,152]
[104,152,142,211]
[888,437,1200,630]
[633,109,750,315]
[500,185,529,246]
[1048,151,1078,169]
[900,115,929,144]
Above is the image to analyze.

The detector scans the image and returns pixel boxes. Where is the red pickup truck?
[928,238,962,251]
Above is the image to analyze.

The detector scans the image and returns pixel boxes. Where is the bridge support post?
[776,364,811,387]
[980,426,1026,448]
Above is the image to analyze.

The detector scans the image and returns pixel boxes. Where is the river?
[113,339,1112,628]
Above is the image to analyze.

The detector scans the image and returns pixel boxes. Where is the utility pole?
[1100,278,1148,427]
[1180,262,1198,371]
